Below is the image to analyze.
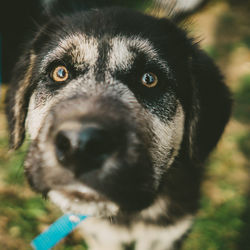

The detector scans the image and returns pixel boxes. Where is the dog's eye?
[141,73,158,88]
[51,66,69,82]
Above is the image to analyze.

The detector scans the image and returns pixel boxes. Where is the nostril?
[55,131,75,164]
[56,131,71,152]
[55,126,118,172]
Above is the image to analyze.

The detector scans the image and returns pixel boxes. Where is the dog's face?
[6,8,231,218]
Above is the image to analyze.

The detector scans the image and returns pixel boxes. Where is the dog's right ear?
[5,51,36,150]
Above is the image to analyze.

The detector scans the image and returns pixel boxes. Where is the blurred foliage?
[234,75,250,124]
[0,0,250,249]
[183,0,250,249]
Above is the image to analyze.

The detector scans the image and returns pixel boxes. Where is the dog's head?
[6,8,231,217]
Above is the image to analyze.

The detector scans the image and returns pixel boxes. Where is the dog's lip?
[51,184,107,202]
[48,187,120,216]
[63,190,107,202]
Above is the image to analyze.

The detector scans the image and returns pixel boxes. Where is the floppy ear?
[188,47,232,162]
[5,51,36,149]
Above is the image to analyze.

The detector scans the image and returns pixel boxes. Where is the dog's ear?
[187,47,232,162]
[154,0,208,21]
[5,51,36,150]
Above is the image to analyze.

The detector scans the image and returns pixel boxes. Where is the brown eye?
[141,72,158,88]
[52,66,69,82]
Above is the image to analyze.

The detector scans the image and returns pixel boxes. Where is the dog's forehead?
[108,36,162,71]
[41,33,168,72]
[41,34,99,69]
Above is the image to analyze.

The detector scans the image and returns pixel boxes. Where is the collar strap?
[31,214,88,250]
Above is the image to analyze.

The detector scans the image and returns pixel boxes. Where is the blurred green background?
[0,0,249,249]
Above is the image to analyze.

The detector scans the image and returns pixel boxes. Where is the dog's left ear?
[5,51,36,150]
[187,47,232,162]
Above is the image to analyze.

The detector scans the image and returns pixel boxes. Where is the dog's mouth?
[48,184,119,217]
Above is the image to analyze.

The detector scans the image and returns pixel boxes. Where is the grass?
[234,75,250,124]
[0,0,250,249]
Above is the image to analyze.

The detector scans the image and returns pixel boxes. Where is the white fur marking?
[26,92,54,139]
[41,34,99,71]
[108,36,171,75]
[108,37,135,71]
[78,215,193,250]
[151,103,185,184]
[48,189,119,217]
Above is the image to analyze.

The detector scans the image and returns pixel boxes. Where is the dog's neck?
[78,214,193,250]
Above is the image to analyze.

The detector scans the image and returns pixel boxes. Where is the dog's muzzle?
[26,95,157,211]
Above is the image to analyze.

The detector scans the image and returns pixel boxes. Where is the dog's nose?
[55,126,115,172]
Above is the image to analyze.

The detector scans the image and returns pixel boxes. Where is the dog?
[5,0,232,249]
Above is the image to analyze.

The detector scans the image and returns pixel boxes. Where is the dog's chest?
[78,216,193,250]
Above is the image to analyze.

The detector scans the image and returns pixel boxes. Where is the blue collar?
[31,214,88,250]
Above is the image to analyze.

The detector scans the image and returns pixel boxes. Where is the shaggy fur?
[5,1,231,249]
